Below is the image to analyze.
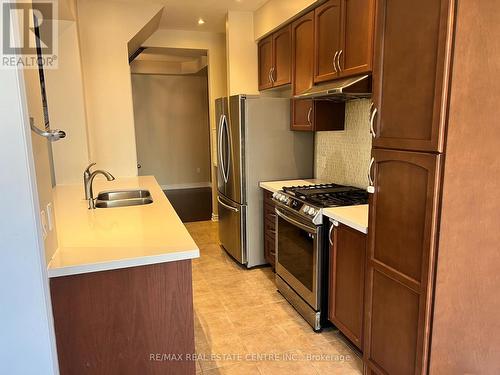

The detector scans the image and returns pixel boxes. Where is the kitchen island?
[48,176,199,375]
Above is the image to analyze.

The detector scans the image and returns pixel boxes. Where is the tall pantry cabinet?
[364,0,500,374]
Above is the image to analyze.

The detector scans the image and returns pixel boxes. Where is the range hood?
[293,74,372,101]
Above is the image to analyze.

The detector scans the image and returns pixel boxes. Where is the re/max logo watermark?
[1,1,58,69]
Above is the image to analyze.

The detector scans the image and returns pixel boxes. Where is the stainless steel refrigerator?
[216,95,314,268]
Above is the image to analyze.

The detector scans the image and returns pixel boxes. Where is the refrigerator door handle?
[218,114,228,183]
[217,196,239,212]
[223,115,231,183]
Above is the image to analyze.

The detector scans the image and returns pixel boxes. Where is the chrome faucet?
[83,162,96,200]
[85,168,115,209]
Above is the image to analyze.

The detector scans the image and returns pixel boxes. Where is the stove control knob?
[272,192,278,199]
[309,208,317,216]
[280,195,287,202]
[303,205,310,213]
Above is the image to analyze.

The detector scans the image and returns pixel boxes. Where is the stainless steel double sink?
[95,189,153,208]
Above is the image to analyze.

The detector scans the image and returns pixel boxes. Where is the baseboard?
[161,182,211,191]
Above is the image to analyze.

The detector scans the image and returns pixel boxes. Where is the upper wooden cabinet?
[315,0,375,83]
[291,99,345,131]
[371,0,454,152]
[258,35,273,90]
[258,25,291,91]
[341,0,376,77]
[314,0,343,82]
[291,11,315,96]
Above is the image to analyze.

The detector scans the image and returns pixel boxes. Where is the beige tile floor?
[185,220,363,375]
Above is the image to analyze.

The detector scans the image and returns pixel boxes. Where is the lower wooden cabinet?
[291,99,345,131]
[50,261,195,375]
[328,220,366,350]
[364,149,442,375]
[263,190,276,268]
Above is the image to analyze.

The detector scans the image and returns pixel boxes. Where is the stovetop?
[282,183,368,208]
[273,183,368,225]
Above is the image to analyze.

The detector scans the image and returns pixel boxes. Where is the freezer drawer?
[218,194,247,264]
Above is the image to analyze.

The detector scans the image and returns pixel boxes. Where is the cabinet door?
[258,35,273,90]
[291,99,314,131]
[314,0,343,83]
[263,190,276,267]
[272,25,291,87]
[329,223,366,350]
[371,0,455,152]
[292,11,314,95]
[364,149,442,375]
[338,0,375,78]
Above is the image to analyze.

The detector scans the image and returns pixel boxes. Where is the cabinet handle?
[337,49,343,72]
[370,104,378,138]
[268,68,272,84]
[333,50,339,73]
[307,107,313,125]
[271,67,276,83]
[329,220,339,245]
[367,157,375,194]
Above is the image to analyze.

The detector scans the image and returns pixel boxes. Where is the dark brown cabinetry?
[314,0,375,83]
[50,261,195,375]
[258,35,273,90]
[364,149,442,374]
[263,190,276,268]
[258,25,291,91]
[291,11,315,95]
[365,1,500,374]
[341,0,376,77]
[291,99,345,131]
[258,1,375,93]
[371,0,454,152]
[328,221,366,350]
[314,0,343,83]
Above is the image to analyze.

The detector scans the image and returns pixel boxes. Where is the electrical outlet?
[40,210,48,240]
[46,202,53,231]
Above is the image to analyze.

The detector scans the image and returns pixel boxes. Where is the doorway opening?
[130,47,212,222]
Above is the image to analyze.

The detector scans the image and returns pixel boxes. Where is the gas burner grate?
[281,183,368,207]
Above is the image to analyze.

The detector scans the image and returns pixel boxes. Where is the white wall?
[315,100,372,188]
[77,0,164,176]
[254,0,316,39]
[45,21,90,185]
[131,74,211,188]
[0,46,58,375]
[226,11,259,95]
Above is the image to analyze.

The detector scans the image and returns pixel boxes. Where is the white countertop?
[323,205,369,234]
[259,179,326,193]
[48,176,199,278]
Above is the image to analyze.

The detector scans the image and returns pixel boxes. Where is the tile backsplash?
[315,99,372,189]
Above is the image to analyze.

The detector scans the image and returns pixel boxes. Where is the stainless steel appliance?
[273,183,368,331]
[216,95,314,268]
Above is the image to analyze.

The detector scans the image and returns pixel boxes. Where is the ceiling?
[118,0,269,33]
[136,47,207,63]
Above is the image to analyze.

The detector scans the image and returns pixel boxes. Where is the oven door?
[275,207,321,310]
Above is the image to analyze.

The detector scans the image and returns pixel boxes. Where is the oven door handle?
[275,208,317,234]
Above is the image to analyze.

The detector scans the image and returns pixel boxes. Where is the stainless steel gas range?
[272,183,368,331]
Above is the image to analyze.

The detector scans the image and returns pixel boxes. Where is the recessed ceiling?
[118,0,269,33]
